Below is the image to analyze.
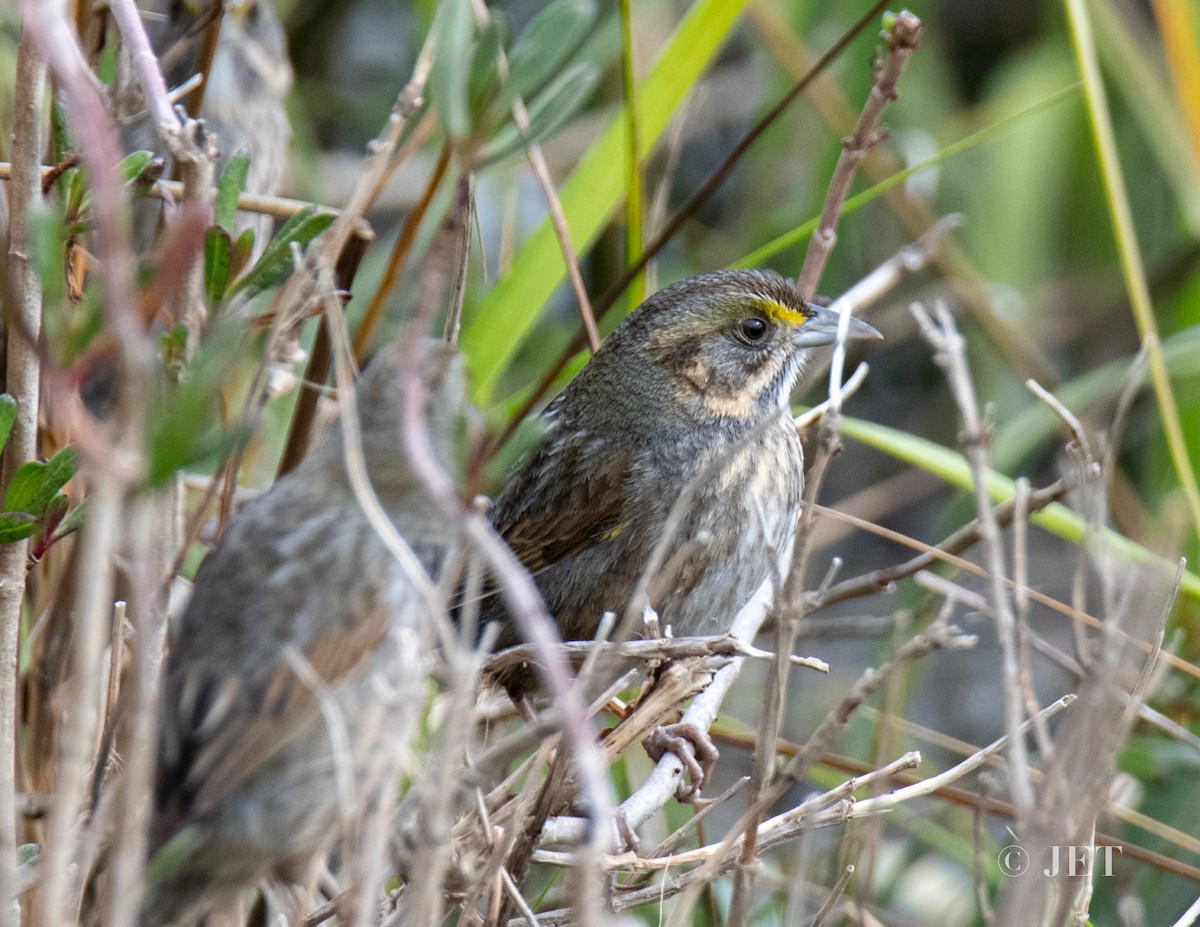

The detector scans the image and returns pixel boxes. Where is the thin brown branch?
[0,162,360,223]
[483,635,828,677]
[745,2,1060,385]
[811,498,1200,683]
[811,865,854,927]
[707,731,1200,886]
[442,172,475,345]
[276,229,373,477]
[241,27,437,498]
[268,24,439,335]
[353,143,452,361]
[795,11,923,298]
[512,99,600,353]
[1012,479,1053,757]
[182,0,224,118]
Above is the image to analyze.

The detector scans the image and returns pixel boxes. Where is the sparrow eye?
[738,317,768,343]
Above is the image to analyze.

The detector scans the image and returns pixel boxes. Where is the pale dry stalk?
[910,301,1034,817]
[522,694,1073,927]
[102,499,172,927]
[0,29,46,927]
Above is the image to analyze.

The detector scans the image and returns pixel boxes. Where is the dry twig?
[911,300,1033,816]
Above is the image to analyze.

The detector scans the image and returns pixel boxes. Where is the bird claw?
[642,722,719,804]
[614,808,640,853]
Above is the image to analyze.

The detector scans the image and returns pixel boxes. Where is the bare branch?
[484,634,829,677]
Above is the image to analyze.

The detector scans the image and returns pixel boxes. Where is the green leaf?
[430,0,476,142]
[116,150,155,184]
[0,513,37,545]
[228,207,336,301]
[40,493,69,540]
[215,150,252,231]
[461,0,751,402]
[132,157,167,195]
[66,168,86,217]
[28,448,77,516]
[4,462,44,514]
[205,226,233,312]
[482,61,600,164]
[506,0,596,102]
[146,825,205,886]
[468,16,508,119]
[230,227,256,280]
[0,395,19,453]
[144,322,246,486]
[50,101,73,198]
[50,498,87,541]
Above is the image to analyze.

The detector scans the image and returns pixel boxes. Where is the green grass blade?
[1064,0,1200,542]
[619,0,645,308]
[461,0,750,404]
[838,415,1200,602]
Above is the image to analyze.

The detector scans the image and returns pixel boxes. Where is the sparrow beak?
[793,303,883,347]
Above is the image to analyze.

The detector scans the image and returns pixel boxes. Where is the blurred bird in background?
[135,340,467,926]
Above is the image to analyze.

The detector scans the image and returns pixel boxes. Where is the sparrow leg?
[642,722,719,803]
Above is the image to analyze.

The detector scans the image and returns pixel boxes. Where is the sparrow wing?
[155,487,391,829]
[490,428,631,574]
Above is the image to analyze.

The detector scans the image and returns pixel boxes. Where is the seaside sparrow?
[485,270,879,778]
[141,340,466,926]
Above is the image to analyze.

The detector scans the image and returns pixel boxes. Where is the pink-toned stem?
[795,11,923,299]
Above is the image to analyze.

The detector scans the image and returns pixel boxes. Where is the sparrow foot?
[643,722,719,804]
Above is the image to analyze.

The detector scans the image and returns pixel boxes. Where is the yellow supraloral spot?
[754,297,806,326]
